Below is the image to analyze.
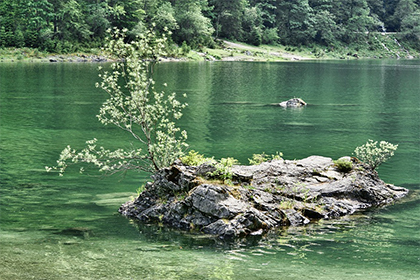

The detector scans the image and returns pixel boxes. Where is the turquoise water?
[0,60,419,279]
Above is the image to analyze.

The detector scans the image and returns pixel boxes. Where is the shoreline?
[2,39,419,63]
[3,52,417,64]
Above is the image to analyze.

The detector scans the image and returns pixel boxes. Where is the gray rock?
[190,185,232,218]
[119,155,409,238]
[279,98,307,108]
[283,209,310,226]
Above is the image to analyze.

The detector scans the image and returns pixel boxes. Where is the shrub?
[353,140,398,170]
[180,41,191,55]
[271,151,283,161]
[180,150,214,166]
[334,159,353,173]
[209,157,239,183]
[262,28,280,45]
[249,153,269,165]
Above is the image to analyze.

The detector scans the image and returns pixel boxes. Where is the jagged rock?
[189,184,246,219]
[119,156,408,239]
[283,209,310,226]
[279,98,307,108]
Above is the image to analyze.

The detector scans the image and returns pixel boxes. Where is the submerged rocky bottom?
[119,156,408,238]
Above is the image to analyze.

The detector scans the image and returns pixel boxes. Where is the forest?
[1,0,420,53]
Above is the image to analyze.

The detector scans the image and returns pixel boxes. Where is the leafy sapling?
[47,27,188,176]
[353,140,398,170]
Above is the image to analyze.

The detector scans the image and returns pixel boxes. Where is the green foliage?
[1,0,420,52]
[209,157,239,183]
[354,140,398,170]
[180,150,215,166]
[211,0,247,40]
[13,30,25,48]
[312,10,338,45]
[248,151,283,165]
[136,184,146,196]
[47,27,188,176]
[249,153,269,165]
[333,159,353,173]
[172,1,214,46]
[279,199,295,210]
[180,41,191,54]
[154,2,178,33]
[262,27,280,44]
[277,0,316,45]
[249,27,263,46]
[401,10,420,43]
[271,151,283,161]
[242,6,263,46]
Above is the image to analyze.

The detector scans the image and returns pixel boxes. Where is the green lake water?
[0,60,419,279]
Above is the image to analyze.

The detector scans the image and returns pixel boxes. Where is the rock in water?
[119,157,408,238]
[279,98,307,108]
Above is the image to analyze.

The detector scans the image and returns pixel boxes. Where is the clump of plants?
[209,157,239,184]
[180,150,239,184]
[333,159,353,173]
[248,151,283,165]
[180,41,191,55]
[180,150,215,166]
[136,184,146,196]
[353,140,398,170]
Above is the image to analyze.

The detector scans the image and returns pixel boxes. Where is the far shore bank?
[1,40,419,63]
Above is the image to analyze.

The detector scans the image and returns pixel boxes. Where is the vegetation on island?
[2,0,420,60]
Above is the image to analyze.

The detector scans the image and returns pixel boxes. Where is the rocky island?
[278,97,307,108]
[119,155,408,238]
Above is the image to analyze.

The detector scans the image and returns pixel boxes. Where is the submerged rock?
[55,227,93,239]
[119,156,408,239]
[279,98,307,108]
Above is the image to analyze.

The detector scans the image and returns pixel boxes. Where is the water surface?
[1,60,419,279]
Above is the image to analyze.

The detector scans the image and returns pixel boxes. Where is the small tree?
[353,140,398,170]
[47,27,188,176]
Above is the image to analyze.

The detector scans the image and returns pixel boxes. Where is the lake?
[0,60,419,279]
